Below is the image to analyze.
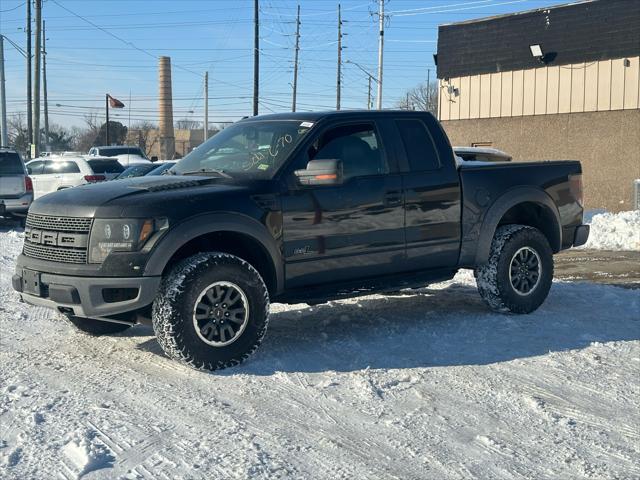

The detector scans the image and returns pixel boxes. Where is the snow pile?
[61,429,114,479]
[582,210,640,251]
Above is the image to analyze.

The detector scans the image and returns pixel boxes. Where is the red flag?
[108,94,125,108]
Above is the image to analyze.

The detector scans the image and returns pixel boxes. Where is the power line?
[49,0,203,78]
[0,2,25,13]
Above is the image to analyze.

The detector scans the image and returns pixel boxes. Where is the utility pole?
[336,4,342,111]
[204,71,209,140]
[0,36,7,146]
[346,60,377,111]
[26,0,32,152]
[426,68,431,113]
[253,0,259,116]
[376,0,385,110]
[33,0,42,156]
[291,4,300,112]
[105,94,110,145]
[42,20,49,149]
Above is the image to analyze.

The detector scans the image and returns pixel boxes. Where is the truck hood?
[29,176,247,218]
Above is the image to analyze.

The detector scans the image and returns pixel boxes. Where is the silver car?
[0,148,33,226]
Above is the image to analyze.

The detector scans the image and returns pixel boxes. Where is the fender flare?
[474,187,562,265]
[144,213,284,293]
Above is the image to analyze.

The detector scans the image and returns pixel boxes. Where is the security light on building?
[529,44,544,59]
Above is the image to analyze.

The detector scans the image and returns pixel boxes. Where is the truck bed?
[457,160,584,266]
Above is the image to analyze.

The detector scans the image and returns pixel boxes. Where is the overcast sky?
[1,0,567,129]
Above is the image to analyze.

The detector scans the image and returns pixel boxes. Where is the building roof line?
[439,0,598,28]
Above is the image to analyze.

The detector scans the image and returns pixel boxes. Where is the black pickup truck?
[13,111,589,371]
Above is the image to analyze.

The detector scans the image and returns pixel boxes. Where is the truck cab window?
[396,119,441,171]
[311,124,387,180]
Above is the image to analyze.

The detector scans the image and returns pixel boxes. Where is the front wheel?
[152,252,270,371]
[475,225,553,314]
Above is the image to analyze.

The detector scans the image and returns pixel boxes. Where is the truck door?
[281,121,406,288]
[393,116,461,270]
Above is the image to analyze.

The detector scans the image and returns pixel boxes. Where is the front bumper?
[0,193,33,217]
[12,269,160,319]
[573,224,590,247]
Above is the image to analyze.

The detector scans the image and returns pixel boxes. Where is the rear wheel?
[65,315,132,336]
[152,252,270,371]
[475,225,553,314]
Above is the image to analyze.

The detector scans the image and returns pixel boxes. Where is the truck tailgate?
[0,175,26,198]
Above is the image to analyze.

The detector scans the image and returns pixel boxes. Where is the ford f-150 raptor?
[13,111,589,371]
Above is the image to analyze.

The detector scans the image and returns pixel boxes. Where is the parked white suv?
[25,156,124,199]
[88,146,152,166]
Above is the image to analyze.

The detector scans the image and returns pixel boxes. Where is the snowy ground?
[1,222,639,479]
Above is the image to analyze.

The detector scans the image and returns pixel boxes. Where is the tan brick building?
[436,0,640,211]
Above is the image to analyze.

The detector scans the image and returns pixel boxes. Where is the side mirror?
[294,159,343,186]
[150,156,158,162]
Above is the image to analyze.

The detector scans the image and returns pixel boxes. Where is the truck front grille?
[26,213,92,233]
[23,242,87,264]
[23,214,91,264]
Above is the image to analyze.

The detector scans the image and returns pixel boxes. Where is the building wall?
[439,56,640,121]
[442,109,640,212]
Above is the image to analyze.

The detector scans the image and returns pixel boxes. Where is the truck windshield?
[172,120,313,178]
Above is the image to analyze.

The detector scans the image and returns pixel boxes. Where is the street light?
[346,60,379,110]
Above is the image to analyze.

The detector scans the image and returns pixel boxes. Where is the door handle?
[383,191,402,206]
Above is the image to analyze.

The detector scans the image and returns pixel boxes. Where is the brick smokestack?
[158,56,175,159]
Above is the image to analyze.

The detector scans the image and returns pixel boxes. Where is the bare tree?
[71,113,102,152]
[397,81,438,115]
[7,114,30,156]
[175,118,201,130]
[128,121,158,157]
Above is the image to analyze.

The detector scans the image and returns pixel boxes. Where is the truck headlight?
[88,218,167,264]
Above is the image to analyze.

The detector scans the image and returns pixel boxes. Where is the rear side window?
[88,159,125,174]
[395,119,440,171]
[0,152,24,175]
[26,161,44,175]
[43,161,81,174]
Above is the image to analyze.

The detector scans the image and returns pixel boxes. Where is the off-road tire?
[66,315,132,335]
[475,225,553,314]
[152,252,270,372]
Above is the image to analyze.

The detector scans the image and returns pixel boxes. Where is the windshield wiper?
[171,168,231,178]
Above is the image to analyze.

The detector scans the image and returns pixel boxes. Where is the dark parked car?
[13,111,588,371]
[1,148,33,225]
[147,161,176,176]
[114,163,157,179]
